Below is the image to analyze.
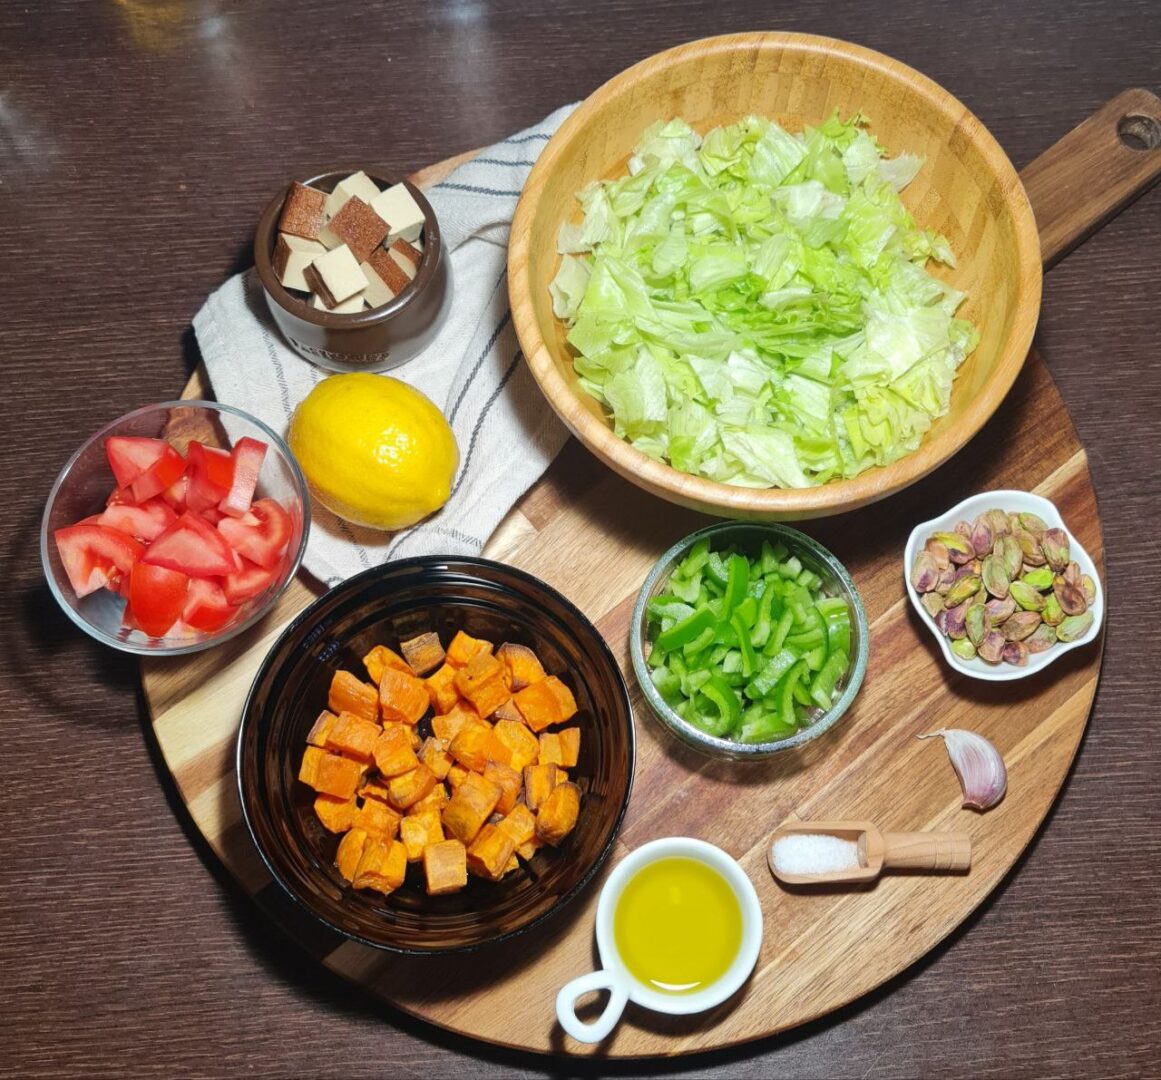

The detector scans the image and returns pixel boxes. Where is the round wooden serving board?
[141,90,1161,1058]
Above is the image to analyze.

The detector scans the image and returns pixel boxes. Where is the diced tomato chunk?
[129,443,186,503]
[105,436,172,490]
[222,555,276,605]
[217,498,292,569]
[97,499,177,541]
[142,512,238,578]
[54,524,145,598]
[219,437,267,518]
[182,578,235,633]
[127,562,189,637]
[161,474,189,511]
[186,441,236,513]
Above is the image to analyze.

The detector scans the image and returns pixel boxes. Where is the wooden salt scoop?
[768,820,971,885]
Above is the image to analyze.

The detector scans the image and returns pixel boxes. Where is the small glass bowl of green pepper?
[630,522,869,760]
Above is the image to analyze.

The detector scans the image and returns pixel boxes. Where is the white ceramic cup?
[555,837,763,1044]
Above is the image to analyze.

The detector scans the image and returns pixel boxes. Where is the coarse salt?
[772,834,859,876]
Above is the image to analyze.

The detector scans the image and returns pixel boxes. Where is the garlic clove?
[918,728,1007,812]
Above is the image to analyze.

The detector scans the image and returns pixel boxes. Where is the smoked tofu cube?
[352,837,407,894]
[303,244,368,307]
[514,675,578,732]
[335,827,370,883]
[424,663,460,714]
[323,195,389,262]
[324,711,381,762]
[273,234,326,292]
[492,720,540,772]
[306,710,338,748]
[496,643,547,691]
[522,763,561,811]
[432,702,482,745]
[483,760,522,816]
[441,772,501,845]
[454,652,510,718]
[360,260,396,308]
[379,666,430,725]
[536,782,582,846]
[406,781,449,817]
[466,824,516,881]
[352,796,401,839]
[310,291,365,313]
[366,245,413,297]
[445,630,493,668]
[400,808,444,861]
[400,632,446,676]
[278,181,326,241]
[372,724,420,777]
[327,670,379,722]
[370,182,427,243]
[558,727,580,768]
[419,736,453,780]
[299,746,364,800]
[424,839,467,895]
[496,803,536,848]
[387,765,437,810]
[388,237,422,275]
[322,170,381,222]
[313,794,357,833]
[449,721,494,773]
[363,644,413,685]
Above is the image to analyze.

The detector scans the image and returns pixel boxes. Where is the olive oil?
[612,857,742,994]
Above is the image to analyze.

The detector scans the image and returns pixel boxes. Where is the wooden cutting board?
[142,90,1161,1057]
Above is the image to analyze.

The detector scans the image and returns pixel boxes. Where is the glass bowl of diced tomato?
[40,401,310,654]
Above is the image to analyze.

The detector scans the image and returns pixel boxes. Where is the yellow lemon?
[288,373,458,530]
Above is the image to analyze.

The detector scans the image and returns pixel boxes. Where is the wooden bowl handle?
[881,832,971,873]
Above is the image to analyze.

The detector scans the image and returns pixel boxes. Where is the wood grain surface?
[2,2,1160,1077]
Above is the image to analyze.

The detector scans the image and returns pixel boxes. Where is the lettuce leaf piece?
[548,111,977,488]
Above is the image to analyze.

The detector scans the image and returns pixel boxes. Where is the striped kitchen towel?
[193,105,576,587]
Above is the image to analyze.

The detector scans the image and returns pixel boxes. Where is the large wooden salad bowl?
[509,32,1042,519]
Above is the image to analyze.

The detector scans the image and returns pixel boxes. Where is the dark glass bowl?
[237,557,635,954]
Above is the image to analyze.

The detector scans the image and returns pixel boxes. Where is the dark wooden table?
[3,2,1159,1076]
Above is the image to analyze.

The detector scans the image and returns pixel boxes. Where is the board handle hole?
[1117,113,1161,151]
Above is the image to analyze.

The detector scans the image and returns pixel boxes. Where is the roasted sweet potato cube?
[372,724,420,777]
[324,711,381,762]
[358,774,392,803]
[514,675,577,732]
[400,632,446,676]
[523,763,561,811]
[517,836,543,861]
[306,710,338,747]
[300,747,364,800]
[446,763,470,789]
[442,772,501,844]
[483,760,522,815]
[431,701,482,745]
[400,808,444,861]
[425,663,461,714]
[419,736,453,780]
[497,642,547,691]
[363,644,413,685]
[328,670,379,722]
[454,653,508,714]
[336,827,370,883]
[536,781,581,846]
[407,781,449,816]
[467,824,517,881]
[485,728,513,767]
[538,732,566,768]
[353,837,407,894]
[424,839,468,895]
[388,765,437,810]
[558,727,580,767]
[449,721,494,773]
[352,796,401,838]
[492,697,523,722]
[314,794,357,833]
[379,666,430,725]
[492,719,540,771]
[445,629,493,667]
[496,803,536,847]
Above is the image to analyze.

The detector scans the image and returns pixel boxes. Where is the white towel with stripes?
[193,105,576,587]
